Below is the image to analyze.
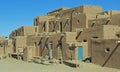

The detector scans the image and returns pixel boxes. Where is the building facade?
[7,5,120,69]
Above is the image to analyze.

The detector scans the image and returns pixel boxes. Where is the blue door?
[78,47,82,60]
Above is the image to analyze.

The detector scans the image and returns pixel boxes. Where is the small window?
[52,23,56,32]
[83,39,87,42]
[49,22,51,25]
[59,42,62,50]
[36,19,37,22]
[105,48,110,53]
[43,23,46,31]
[77,20,80,24]
[34,42,37,45]
[93,36,98,38]
[91,23,95,27]
[60,22,62,32]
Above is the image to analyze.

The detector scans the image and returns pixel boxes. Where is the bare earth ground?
[0,58,120,72]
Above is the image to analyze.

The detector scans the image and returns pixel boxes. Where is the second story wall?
[9,26,39,38]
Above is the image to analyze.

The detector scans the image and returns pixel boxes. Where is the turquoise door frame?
[78,47,83,60]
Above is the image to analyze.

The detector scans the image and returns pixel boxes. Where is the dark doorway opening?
[60,22,62,32]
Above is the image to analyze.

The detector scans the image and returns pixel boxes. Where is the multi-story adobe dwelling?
[8,5,120,69]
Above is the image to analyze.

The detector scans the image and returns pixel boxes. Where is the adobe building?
[38,32,77,60]
[26,35,42,56]
[9,30,17,39]
[22,34,47,61]
[91,38,120,69]
[9,35,41,61]
[10,26,38,53]
[8,5,120,69]
[54,5,102,31]
[24,32,77,61]
[47,8,70,16]
[9,26,40,60]
[111,13,120,26]
[34,5,103,33]
[10,35,41,61]
[88,10,120,28]
[37,32,89,61]
[76,25,120,57]
[23,46,36,61]
[0,37,14,56]
[0,36,6,55]
[9,26,39,38]
[14,36,27,53]
[99,10,120,17]
[31,5,103,61]
[34,16,57,33]
[6,39,13,54]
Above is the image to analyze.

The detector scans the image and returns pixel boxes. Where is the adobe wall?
[23,46,36,61]
[91,38,120,69]
[15,36,27,53]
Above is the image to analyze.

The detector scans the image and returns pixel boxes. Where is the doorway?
[58,42,63,64]
[60,22,62,32]
[49,42,53,60]
[78,47,83,60]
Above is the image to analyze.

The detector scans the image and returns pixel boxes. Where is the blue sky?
[0,0,120,37]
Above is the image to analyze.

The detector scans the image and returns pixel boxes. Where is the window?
[83,39,87,42]
[60,22,62,32]
[59,42,62,50]
[43,23,46,31]
[93,36,98,38]
[49,22,51,25]
[77,20,80,24]
[34,42,37,45]
[105,48,110,53]
[36,19,37,22]
[91,22,95,27]
[52,23,56,32]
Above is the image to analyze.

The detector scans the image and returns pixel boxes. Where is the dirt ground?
[0,58,120,72]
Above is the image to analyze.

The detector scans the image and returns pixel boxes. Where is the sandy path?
[0,58,119,72]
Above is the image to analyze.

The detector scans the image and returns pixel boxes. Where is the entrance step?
[63,60,79,68]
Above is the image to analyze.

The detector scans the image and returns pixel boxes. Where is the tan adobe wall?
[0,37,6,55]
[15,36,27,53]
[77,25,120,42]
[34,16,55,26]
[49,19,60,32]
[111,14,120,26]
[41,32,78,60]
[103,25,120,39]
[74,5,102,14]
[99,10,120,16]
[76,25,120,56]
[26,36,42,56]
[23,26,39,36]
[91,38,120,69]
[6,39,13,54]
[23,46,36,61]
[47,8,70,16]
